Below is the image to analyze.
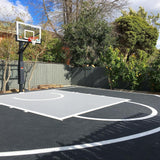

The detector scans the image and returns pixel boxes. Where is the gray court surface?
[0,86,160,160]
[0,89,128,120]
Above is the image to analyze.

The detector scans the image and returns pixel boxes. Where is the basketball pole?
[16,21,41,93]
[18,42,29,92]
[18,42,24,92]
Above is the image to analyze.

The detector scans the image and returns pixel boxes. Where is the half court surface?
[0,86,160,160]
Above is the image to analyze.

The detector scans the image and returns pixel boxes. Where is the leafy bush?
[100,46,149,90]
[100,46,125,89]
[149,54,160,91]
[43,38,65,63]
[123,50,148,90]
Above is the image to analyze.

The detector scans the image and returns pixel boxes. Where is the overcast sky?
[129,0,160,12]
[0,0,160,48]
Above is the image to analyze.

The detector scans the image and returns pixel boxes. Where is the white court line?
[75,101,158,121]
[60,99,129,120]
[0,103,63,121]
[0,99,129,121]
[0,126,160,157]
[74,86,158,97]
[0,90,130,121]
[0,90,159,157]
[13,93,64,101]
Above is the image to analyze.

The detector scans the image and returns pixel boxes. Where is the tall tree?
[32,0,128,38]
[121,7,160,28]
[115,8,159,59]
[63,2,115,66]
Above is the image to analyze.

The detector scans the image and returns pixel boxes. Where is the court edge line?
[56,89,128,98]
[60,99,130,120]
[73,85,158,97]
[0,126,160,157]
[0,103,63,121]
[74,101,158,122]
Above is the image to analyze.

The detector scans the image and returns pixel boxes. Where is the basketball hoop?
[28,37,38,45]
[16,21,41,44]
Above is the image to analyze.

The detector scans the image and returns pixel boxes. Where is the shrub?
[100,46,125,89]
[149,54,160,91]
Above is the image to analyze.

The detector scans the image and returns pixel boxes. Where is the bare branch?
[42,0,63,39]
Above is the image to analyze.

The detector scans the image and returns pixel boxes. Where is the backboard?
[16,21,41,44]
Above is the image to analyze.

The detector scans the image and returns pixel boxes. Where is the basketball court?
[0,86,160,160]
[0,21,160,160]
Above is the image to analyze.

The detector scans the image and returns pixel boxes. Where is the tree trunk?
[28,47,46,90]
[76,0,79,22]
[28,61,37,90]
[108,73,113,90]
[2,60,11,93]
[63,0,67,24]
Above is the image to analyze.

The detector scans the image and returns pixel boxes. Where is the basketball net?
[28,37,38,45]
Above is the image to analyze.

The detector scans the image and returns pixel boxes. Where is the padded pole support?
[18,42,25,92]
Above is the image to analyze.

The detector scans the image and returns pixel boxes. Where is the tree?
[115,15,158,58]
[0,21,18,93]
[24,28,55,90]
[43,38,65,63]
[31,0,128,38]
[63,3,115,66]
[123,50,149,90]
[113,7,160,90]
[100,46,125,89]
[121,7,160,28]
[148,53,160,91]
[0,3,31,93]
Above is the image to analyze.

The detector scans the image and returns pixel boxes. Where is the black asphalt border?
[0,86,160,160]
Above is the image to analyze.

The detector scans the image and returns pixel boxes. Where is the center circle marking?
[13,93,64,101]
